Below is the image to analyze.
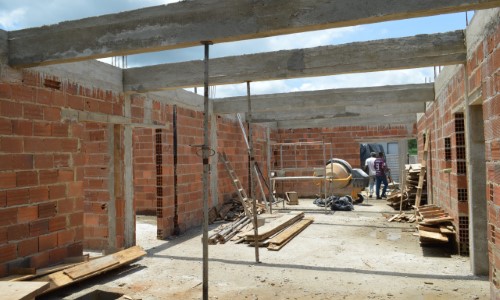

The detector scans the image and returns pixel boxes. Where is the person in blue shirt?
[374,152,389,199]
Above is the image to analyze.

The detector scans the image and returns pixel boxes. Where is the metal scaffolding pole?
[201,41,212,300]
[247,81,260,263]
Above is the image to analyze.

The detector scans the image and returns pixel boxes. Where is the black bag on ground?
[330,195,354,211]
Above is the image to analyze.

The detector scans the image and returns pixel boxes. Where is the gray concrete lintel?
[9,0,499,67]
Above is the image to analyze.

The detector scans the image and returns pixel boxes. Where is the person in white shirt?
[364,152,377,198]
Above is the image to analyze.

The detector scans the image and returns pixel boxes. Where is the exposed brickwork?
[273,126,415,196]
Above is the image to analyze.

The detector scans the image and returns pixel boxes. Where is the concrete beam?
[9,0,498,67]
[214,83,434,114]
[124,31,465,91]
[277,114,417,129]
[251,102,425,123]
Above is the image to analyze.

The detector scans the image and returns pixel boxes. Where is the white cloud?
[0,8,26,30]
[266,26,361,50]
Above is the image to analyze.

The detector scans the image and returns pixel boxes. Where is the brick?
[0,154,33,171]
[29,219,49,237]
[49,247,67,265]
[7,224,29,241]
[53,154,70,168]
[0,208,17,226]
[24,137,61,153]
[57,169,74,182]
[16,171,38,187]
[0,191,5,207]
[17,206,38,223]
[0,100,23,118]
[23,103,44,120]
[12,120,33,136]
[11,85,34,102]
[29,186,49,203]
[0,227,6,244]
[52,91,65,107]
[43,107,61,122]
[0,172,16,189]
[39,170,59,185]
[0,244,17,263]
[0,118,12,135]
[58,229,75,246]
[67,242,83,257]
[33,122,52,136]
[49,184,66,200]
[29,252,49,269]
[84,98,100,112]
[57,198,73,214]
[67,95,84,110]
[6,188,30,206]
[51,123,69,137]
[68,181,84,197]
[61,139,79,152]
[49,216,66,232]
[0,136,23,152]
[69,212,83,227]
[34,155,54,169]
[0,83,12,99]
[38,202,57,218]
[39,233,57,251]
[18,237,39,257]
[36,89,52,105]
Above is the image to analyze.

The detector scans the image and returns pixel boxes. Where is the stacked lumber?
[387,212,416,223]
[0,246,146,296]
[416,205,456,246]
[386,164,427,210]
[241,212,313,251]
[208,216,252,245]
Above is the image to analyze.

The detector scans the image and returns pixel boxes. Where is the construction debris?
[415,205,456,246]
[386,164,427,210]
[0,246,146,297]
[387,212,416,223]
[208,211,313,251]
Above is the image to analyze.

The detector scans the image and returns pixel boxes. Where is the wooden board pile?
[0,246,146,298]
[387,212,416,223]
[415,205,456,246]
[208,216,252,244]
[240,212,313,251]
[386,164,427,210]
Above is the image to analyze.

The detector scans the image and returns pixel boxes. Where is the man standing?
[364,152,377,198]
[374,152,389,199]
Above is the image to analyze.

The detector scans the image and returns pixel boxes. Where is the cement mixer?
[315,158,370,201]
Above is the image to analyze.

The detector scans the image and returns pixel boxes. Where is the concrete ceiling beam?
[276,114,417,129]
[124,31,465,92]
[8,0,498,67]
[250,102,425,123]
[213,83,434,114]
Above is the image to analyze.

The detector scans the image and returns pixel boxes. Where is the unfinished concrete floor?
[40,199,488,300]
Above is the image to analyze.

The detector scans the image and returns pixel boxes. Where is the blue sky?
[0,0,471,97]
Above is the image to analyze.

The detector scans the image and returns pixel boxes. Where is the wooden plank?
[243,212,304,241]
[63,255,119,280]
[419,216,454,225]
[268,218,314,251]
[419,230,449,242]
[268,218,314,245]
[0,281,50,300]
[440,226,456,234]
[35,246,146,294]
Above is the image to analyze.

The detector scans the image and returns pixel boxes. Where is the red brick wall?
[0,74,85,276]
[417,17,500,295]
[133,127,156,215]
[273,126,415,196]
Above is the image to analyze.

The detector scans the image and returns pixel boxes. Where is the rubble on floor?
[0,246,146,298]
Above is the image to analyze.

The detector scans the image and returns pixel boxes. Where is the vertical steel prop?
[247,81,260,263]
[201,41,212,300]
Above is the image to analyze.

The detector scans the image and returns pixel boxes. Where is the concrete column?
[123,125,135,248]
[465,103,488,275]
[107,124,117,252]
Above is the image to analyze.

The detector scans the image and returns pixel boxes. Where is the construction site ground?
[40,198,489,300]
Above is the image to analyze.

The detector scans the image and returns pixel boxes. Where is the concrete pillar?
[107,124,117,252]
[123,125,135,248]
[465,103,488,275]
